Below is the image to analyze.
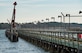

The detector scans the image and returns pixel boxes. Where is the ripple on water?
[0,30,50,53]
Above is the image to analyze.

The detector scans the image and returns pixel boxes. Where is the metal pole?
[58,16,62,45]
[38,21,40,31]
[51,17,55,29]
[69,16,70,30]
[61,12,65,29]
[41,20,44,30]
[66,14,70,30]
[46,18,49,29]
[61,12,66,48]
[77,33,79,53]
[58,16,62,29]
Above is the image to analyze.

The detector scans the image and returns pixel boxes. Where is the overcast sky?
[0,0,82,23]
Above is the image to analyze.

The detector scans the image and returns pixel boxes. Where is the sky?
[0,0,82,23]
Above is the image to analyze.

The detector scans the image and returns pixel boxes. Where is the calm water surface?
[0,30,49,53]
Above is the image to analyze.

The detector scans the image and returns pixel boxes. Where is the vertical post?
[60,32,62,45]
[72,33,74,48]
[68,32,70,47]
[69,16,70,30]
[77,33,79,53]
[55,32,56,43]
[64,32,66,46]
[55,32,57,43]
[46,18,49,29]
[58,16,62,45]
[61,12,66,50]
[37,21,40,30]
[58,32,60,45]
[41,20,44,30]
[58,32,59,44]
[78,11,82,53]
[61,12,65,29]
[57,32,59,44]
[58,16,62,29]
[66,14,70,30]
[51,17,55,29]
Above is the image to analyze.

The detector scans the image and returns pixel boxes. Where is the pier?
[3,1,82,53]
[17,28,82,53]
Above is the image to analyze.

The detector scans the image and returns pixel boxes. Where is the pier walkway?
[17,28,82,53]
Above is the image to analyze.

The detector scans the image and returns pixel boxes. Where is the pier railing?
[18,28,82,51]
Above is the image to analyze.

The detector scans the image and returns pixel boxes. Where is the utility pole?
[61,12,66,29]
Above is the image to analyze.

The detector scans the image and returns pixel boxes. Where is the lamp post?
[58,16,62,29]
[46,18,49,29]
[66,14,70,30]
[41,20,44,29]
[77,11,82,53]
[61,12,66,49]
[79,11,82,14]
[51,17,55,22]
[66,12,82,30]
[51,17,55,29]
[37,21,40,30]
[61,12,66,29]
[58,16,62,45]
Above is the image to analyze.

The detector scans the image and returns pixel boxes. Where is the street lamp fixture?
[58,16,62,22]
[51,17,55,22]
[41,20,44,22]
[79,11,82,14]
[58,15,62,18]
[66,13,70,17]
[46,18,49,22]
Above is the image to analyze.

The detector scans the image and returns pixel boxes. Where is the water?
[0,30,49,53]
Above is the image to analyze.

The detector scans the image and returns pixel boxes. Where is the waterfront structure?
[5,2,18,42]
